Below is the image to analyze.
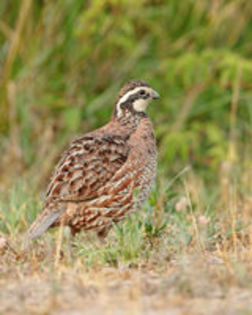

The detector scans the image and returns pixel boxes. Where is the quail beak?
[151,90,160,99]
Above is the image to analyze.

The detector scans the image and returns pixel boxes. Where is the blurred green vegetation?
[0,0,251,189]
[0,1,251,272]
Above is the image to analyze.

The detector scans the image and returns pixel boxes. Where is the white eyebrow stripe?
[116,86,153,117]
[117,87,144,107]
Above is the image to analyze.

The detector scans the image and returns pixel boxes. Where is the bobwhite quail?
[27,79,159,241]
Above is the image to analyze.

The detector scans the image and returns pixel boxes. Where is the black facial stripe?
[118,102,146,118]
[120,93,140,109]
[121,90,150,105]
[115,88,151,117]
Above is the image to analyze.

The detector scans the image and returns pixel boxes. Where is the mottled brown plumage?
[27,79,159,240]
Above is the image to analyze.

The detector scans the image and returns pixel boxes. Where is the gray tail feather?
[26,206,66,241]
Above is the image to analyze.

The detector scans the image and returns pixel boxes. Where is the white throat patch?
[132,98,150,112]
[116,86,153,117]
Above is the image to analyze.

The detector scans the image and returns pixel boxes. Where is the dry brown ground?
[1,244,252,315]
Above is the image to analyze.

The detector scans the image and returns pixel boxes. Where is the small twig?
[184,182,205,253]
[228,65,241,162]
[0,235,19,257]
[54,219,65,271]
[164,165,191,192]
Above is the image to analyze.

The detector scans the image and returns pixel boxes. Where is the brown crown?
[116,79,150,102]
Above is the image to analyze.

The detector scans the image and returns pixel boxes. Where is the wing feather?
[26,133,130,240]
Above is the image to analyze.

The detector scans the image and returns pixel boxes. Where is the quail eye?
[139,90,146,96]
